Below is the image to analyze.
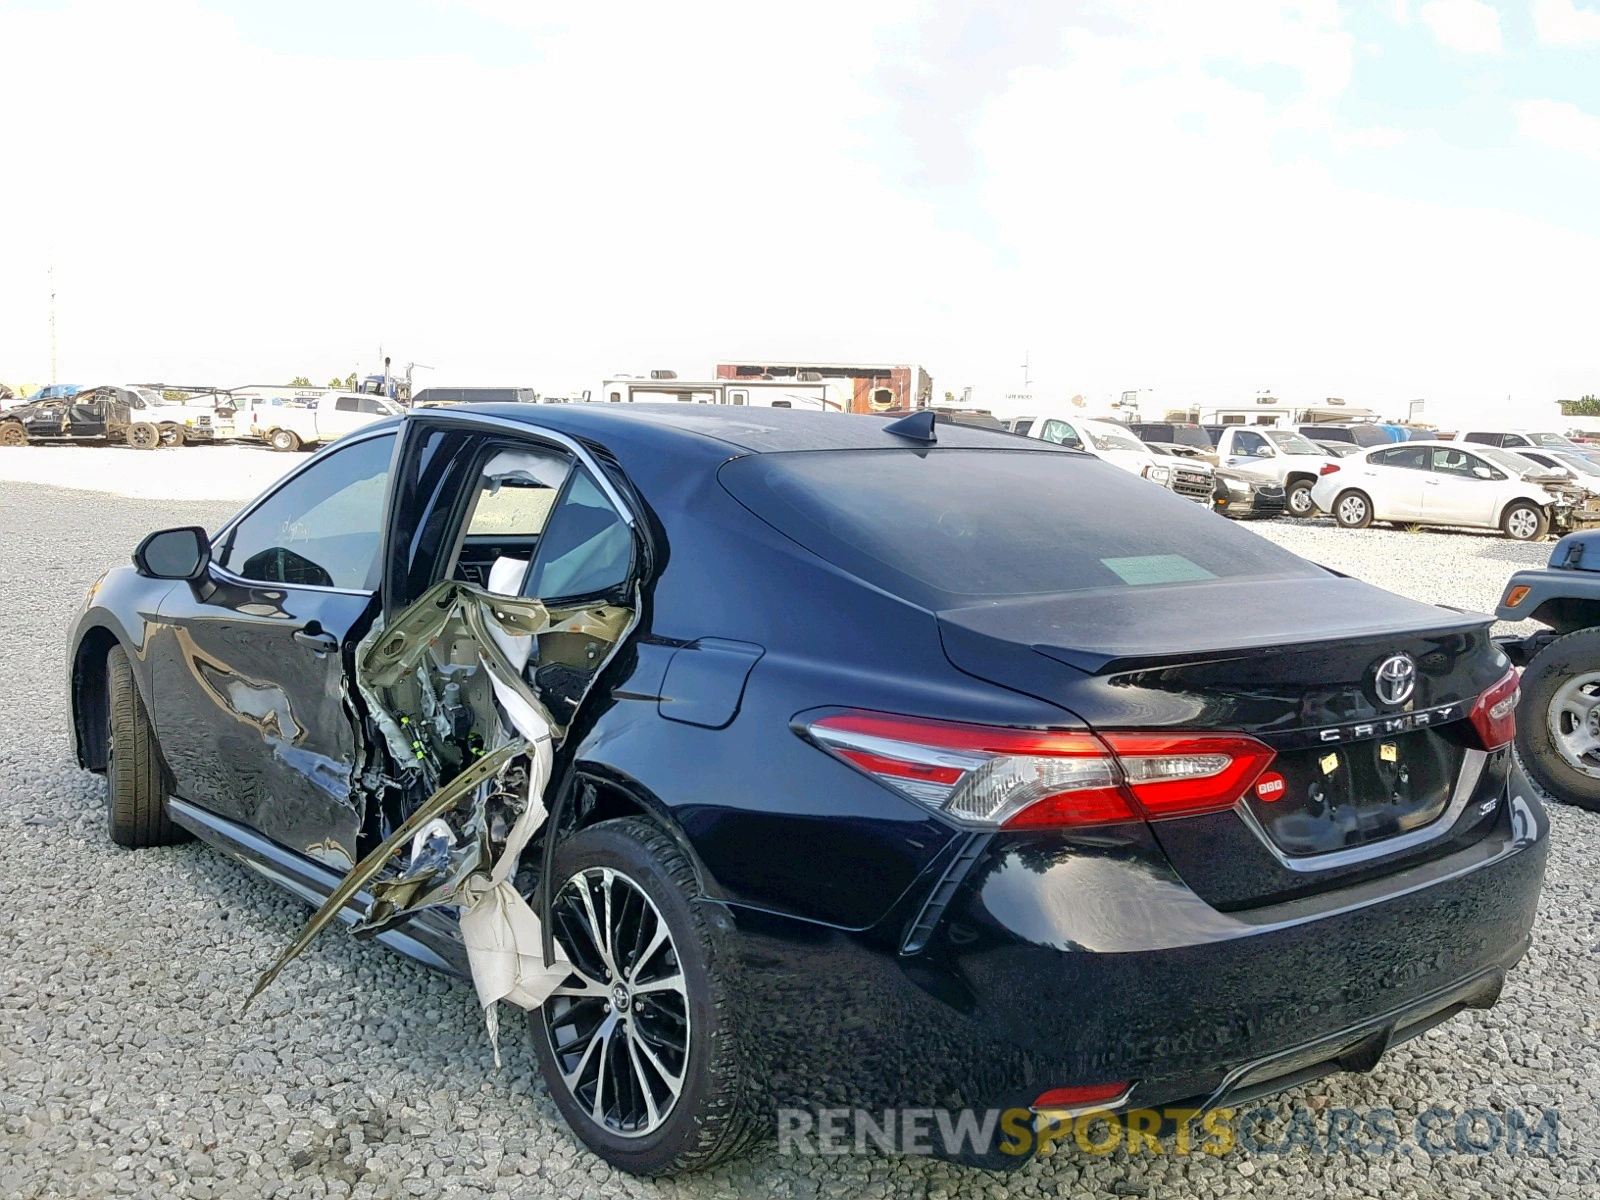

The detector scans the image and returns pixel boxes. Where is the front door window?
[217,432,395,590]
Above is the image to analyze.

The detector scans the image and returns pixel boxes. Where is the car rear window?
[719,449,1322,605]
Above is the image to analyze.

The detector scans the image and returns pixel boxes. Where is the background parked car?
[1310,441,1588,540]
[1126,421,1213,450]
[1510,447,1600,492]
[1140,440,1287,518]
[1024,414,1213,505]
[1206,426,1331,518]
[1496,530,1600,812]
[1458,429,1600,465]
[1295,423,1391,448]
[248,390,403,451]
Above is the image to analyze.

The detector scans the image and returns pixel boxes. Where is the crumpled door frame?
[247,580,597,1064]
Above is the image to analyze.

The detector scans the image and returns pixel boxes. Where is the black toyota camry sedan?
[67,404,1547,1174]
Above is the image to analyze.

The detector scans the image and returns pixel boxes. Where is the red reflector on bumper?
[1033,1082,1131,1110]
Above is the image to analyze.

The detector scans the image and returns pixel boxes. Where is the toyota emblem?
[1374,654,1417,706]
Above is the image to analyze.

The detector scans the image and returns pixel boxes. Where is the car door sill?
[166,795,471,980]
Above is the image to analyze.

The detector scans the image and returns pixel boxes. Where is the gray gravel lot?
[2,485,1597,1199]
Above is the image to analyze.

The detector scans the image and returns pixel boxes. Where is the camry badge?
[1374,654,1417,706]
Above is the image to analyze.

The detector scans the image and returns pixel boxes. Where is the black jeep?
[1497,528,1600,810]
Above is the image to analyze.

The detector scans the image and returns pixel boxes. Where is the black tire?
[127,422,161,450]
[0,422,26,447]
[1515,628,1600,811]
[267,428,301,452]
[1501,501,1548,542]
[106,645,188,847]
[1285,479,1317,518]
[1333,489,1373,529]
[531,818,758,1175]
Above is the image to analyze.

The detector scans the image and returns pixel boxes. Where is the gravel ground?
[2,486,1597,1200]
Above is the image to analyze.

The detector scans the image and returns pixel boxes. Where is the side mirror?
[1472,466,1493,480]
[133,526,211,581]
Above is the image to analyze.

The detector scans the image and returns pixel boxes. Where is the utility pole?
[1021,350,1031,391]
[49,264,57,384]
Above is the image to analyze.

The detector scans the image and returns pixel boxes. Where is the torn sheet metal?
[250,578,619,1063]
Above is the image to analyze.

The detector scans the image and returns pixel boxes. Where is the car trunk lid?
[938,576,1512,907]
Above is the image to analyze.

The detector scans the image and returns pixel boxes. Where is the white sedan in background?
[1309,440,1575,541]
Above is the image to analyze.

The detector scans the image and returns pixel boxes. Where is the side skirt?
[167,796,472,979]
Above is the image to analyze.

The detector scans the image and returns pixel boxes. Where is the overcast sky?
[1,0,1597,414]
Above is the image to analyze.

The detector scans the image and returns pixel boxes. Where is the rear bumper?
[726,762,1546,1118]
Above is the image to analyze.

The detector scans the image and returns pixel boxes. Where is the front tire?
[1516,628,1600,811]
[267,428,301,452]
[532,818,757,1175]
[126,422,161,450]
[0,422,26,447]
[1333,489,1373,529]
[106,645,188,847]
[1285,479,1317,518]
[1502,502,1548,542]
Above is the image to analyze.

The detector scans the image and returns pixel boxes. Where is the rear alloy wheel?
[105,645,189,847]
[126,422,161,450]
[0,422,26,447]
[268,428,301,453]
[1502,502,1548,542]
[1516,628,1600,811]
[533,818,757,1175]
[1333,489,1373,529]
[1285,479,1317,518]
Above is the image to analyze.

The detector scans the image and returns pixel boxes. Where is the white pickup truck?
[1021,415,1217,506]
[248,391,403,451]
[1206,425,1332,517]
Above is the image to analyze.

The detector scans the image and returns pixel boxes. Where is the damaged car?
[0,384,182,449]
[70,405,1547,1174]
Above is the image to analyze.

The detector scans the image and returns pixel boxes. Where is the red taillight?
[1469,667,1519,750]
[1102,732,1277,819]
[1319,462,1341,476]
[804,711,1274,830]
[1033,1081,1131,1111]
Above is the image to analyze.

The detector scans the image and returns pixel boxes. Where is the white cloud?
[1515,98,1600,158]
[1533,0,1600,44]
[1418,0,1503,53]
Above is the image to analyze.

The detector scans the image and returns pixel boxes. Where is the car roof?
[447,401,1079,455]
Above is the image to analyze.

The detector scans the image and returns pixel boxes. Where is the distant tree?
[943,390,957,404]
[327,376,346,389]
[1559,395,1600,417]
[344,373,357,390]
[289,375,313,387]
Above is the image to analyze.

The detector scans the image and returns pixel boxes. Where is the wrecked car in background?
[0,384,180,448]
[70,405,1547,1174]
[1311,441,1600,540]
